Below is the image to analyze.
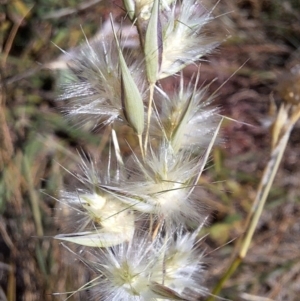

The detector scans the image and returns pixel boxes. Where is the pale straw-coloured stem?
[207,104,300,300]
[144,83,155,155]
[138,134,145,159]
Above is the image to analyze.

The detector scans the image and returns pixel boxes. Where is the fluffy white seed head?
[55,158,135,247]
[159,0,218,78]
[57,36,146,130]
[115,144,207,228]
[152,79,220,152]
[159,227,207,297]
[88,234,158,300]
[54,0,222,298]
[55,190,135,247]
[85,227,207,300]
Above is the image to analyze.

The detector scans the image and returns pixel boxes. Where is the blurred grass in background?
[0,0,300,300]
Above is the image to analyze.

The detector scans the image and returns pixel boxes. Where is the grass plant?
[53,0,223,299]
[1,0,300,300]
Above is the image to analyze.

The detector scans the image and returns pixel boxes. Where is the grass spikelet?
[159,0,219,78]
[54,155,135,247]
[152,76,220,152]
[57,33,146,130]
[80,226,207,300]
[113,143,209,228]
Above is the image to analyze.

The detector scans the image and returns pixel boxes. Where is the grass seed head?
[83,227,207,300]
[57,36,146,130]
[55,156,135,247]
[117,144,208,228]
[152,80,219,152]
[56,190,135,247]
[159,0,218,78]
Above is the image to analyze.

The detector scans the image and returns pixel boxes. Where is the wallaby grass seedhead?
[54,0,222,299]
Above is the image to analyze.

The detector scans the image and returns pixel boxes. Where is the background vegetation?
[1,0,300,300]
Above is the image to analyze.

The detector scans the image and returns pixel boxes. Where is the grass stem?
[207,104,300,300]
